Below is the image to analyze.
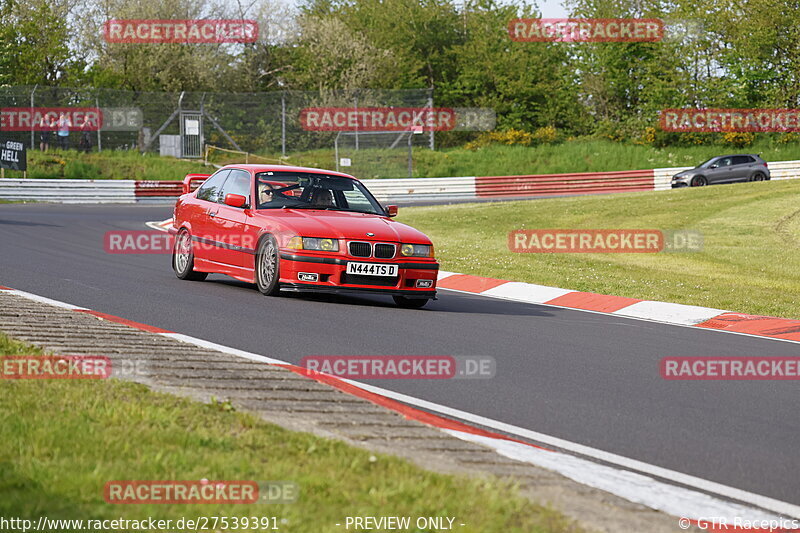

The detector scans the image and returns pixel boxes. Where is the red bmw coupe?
[170,165,439,308]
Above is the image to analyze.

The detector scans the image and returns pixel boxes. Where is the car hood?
[255,209,432,244]
[673,169,697,178]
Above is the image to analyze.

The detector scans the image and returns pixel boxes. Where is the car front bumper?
[278,252,439,299]
[671,175,692,188]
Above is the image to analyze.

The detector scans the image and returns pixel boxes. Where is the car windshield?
[255,172,384,215]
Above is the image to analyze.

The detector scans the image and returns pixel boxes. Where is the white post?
[30,84,38,150]
[281,92,286,157]
[427,91,434,151]
[95,96,102,151]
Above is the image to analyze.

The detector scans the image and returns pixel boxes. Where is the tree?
[284,15,397,92]
[439,0,589,133]
[0,0,82,85]
[74,0,261,91]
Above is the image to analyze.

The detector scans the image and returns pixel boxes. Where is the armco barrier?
[0,179,180,204]
[475,169,654,198]
[134,180,183,198]
[761,159,800,181]
[3,160,800,203]
[653,167,688,191]
[0,179,137,203]
[362,177,477,203]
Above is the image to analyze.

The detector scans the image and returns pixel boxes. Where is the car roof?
[220,164,358,180]
[711,154,761,159]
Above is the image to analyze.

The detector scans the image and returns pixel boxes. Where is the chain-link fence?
[334,131,418,179]
[0,85,435,160]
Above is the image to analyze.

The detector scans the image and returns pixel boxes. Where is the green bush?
[722,131,755,148]
[532,125,559,144]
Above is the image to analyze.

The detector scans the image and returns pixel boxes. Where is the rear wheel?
[752,172,766,182]
[172,229,207,281]
[256,235,281,296]
[393,295,429,309]
[690,176,707,187]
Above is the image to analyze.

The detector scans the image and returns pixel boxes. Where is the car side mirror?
[386,205,398,217]
[224,193,247,208]
[709,164,718,169]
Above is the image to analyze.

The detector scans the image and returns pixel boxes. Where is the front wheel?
[393,296,429,309]
[690,176,707,187]
[256,235,281,296]
[172,229,207,281]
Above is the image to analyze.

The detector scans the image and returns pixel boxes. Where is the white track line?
[344,379,800,520]
[5,285,799,521]
[165,324,800,519]
[0,288,88,311]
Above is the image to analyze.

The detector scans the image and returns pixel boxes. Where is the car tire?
[690,176,707,187]
[752,172,766,182]
[256,234,281,296]
[393,295,429,309]
[172,229,207,281]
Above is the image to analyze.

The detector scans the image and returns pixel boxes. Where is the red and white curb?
[437,271,800,345]
[1,284,799,527]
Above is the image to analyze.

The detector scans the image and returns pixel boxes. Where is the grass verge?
[7,138,800,180]
[398,179,800,319]
[0,332,578,533]
[266,139,800,178]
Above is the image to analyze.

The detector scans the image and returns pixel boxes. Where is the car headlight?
[400,243,433,257]
[287,237,339,251]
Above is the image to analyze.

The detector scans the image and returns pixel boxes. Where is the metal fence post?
[281,92,286,157]
[354,95,359,151]
[408,132,413,177]
[427,90,434,151]
[95,96,102,151]
[334,132,340,172]
[30,84,38,150]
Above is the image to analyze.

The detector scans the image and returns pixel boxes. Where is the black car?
[671,154,770,187]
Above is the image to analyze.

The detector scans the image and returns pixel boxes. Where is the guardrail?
[476,169,654,197]
[0,179,137,203]
[363,177,477,203]
[2,160,799,203]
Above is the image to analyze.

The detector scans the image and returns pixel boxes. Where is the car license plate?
[346,262,398,277]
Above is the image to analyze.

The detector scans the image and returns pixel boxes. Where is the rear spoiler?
[182,173,211,194]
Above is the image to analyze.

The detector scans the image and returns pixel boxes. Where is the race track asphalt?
[1,203,798,507]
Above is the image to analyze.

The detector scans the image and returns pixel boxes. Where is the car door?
[730,155,754,182]
[706,157,732,183]
[211,168,252,267]
[192,169,230,261]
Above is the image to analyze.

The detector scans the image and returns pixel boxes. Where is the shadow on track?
[204,278,554,318]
